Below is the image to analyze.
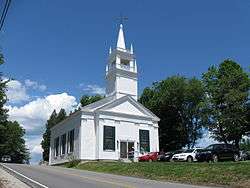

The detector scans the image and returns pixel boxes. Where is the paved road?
[2,163,213,188]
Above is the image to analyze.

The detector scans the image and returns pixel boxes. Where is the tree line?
[41,59,250,162]
[139,59,250,151]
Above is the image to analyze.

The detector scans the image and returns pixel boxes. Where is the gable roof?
[81,95,116,112]
[81,95,160,121]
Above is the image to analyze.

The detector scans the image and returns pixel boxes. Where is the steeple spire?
[106,23,138,100]
[116,24,126,50]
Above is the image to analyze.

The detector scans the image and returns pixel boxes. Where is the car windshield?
[184,149,194,153]
[206,145,214,150]
[173,150,183,154]
[196,149,203,152]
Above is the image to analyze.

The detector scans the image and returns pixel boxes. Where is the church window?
[121,59,129,66]
[54,137,60,157]
[120,59,130,70]
[61,134,66,155]
[139,130,150,153]
[103,126,115,151]
[67,129,74,153]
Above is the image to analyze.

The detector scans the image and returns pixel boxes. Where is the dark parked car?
[157,150,184,162]
[195,144,240,162]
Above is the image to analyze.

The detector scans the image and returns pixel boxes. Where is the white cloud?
[26,136,43,154]
[6,93,77,132]
[25,79,47,91]
[197,131,217,147]
[5,78,47,104]
[25,135,43,164]
[80,83,105,95]
[6,92,77,164]
[6,79,29,103]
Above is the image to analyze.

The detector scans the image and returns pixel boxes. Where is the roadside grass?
[67,161,250,188]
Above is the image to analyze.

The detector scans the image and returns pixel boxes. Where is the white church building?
[49,24,160,165]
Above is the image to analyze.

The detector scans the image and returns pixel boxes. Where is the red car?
[138,152,158,162]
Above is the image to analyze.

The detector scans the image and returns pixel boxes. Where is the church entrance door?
[120,142,127,158]
[120,141,134,159]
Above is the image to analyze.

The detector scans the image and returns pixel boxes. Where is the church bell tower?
[105,24,138,100]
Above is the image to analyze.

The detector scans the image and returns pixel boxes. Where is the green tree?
[80,95,103,107]
[185,78,206,148]
[41,109,67,162]
[202,59,250,148]
[0,121,30,163]
[0,52,4,65]
[139,76,205,151]
[0,53,8,124]
[56,109,67,123]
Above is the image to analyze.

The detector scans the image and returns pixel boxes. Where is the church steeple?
[105,24,138,100]
[116,24,126,50]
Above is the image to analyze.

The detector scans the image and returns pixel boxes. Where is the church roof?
[81,95,160,121]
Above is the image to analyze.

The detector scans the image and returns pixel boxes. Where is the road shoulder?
[0,166,29,188]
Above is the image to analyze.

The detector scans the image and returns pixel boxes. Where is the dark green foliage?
[139,76,205,151]
[80,95,103,107]
[56,109,67,123]
[41,109,67,161]
[202,60,250,148]
[0,53,4,65]
[0,121,30,163]
[0,76,8,124]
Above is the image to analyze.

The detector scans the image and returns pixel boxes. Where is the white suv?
[172,148,203,162]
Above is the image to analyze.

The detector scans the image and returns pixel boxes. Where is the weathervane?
[117,13,128,25]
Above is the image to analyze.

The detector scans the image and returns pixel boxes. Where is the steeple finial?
[109,46,112,54]
[116,24,126,50]
[130,44,133,54]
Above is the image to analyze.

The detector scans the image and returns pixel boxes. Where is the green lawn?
[69,161,250,188]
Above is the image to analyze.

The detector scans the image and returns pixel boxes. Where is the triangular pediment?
[105,100,147,116]
[95,96,160,121]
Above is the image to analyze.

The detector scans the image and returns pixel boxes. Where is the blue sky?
[1,0,250,163]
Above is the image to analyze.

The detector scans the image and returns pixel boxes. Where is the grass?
[66,161,250,188]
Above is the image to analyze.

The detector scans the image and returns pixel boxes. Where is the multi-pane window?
[61,134,66,155]
[54,137,60,157]
[139,130,150,153]
[103,126,115,151]
[67,129,74,153]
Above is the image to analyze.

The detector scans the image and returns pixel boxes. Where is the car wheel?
[187,156,193,162]
[234,154,239,162]
[148,159,153,162]
[212,154,218,163]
